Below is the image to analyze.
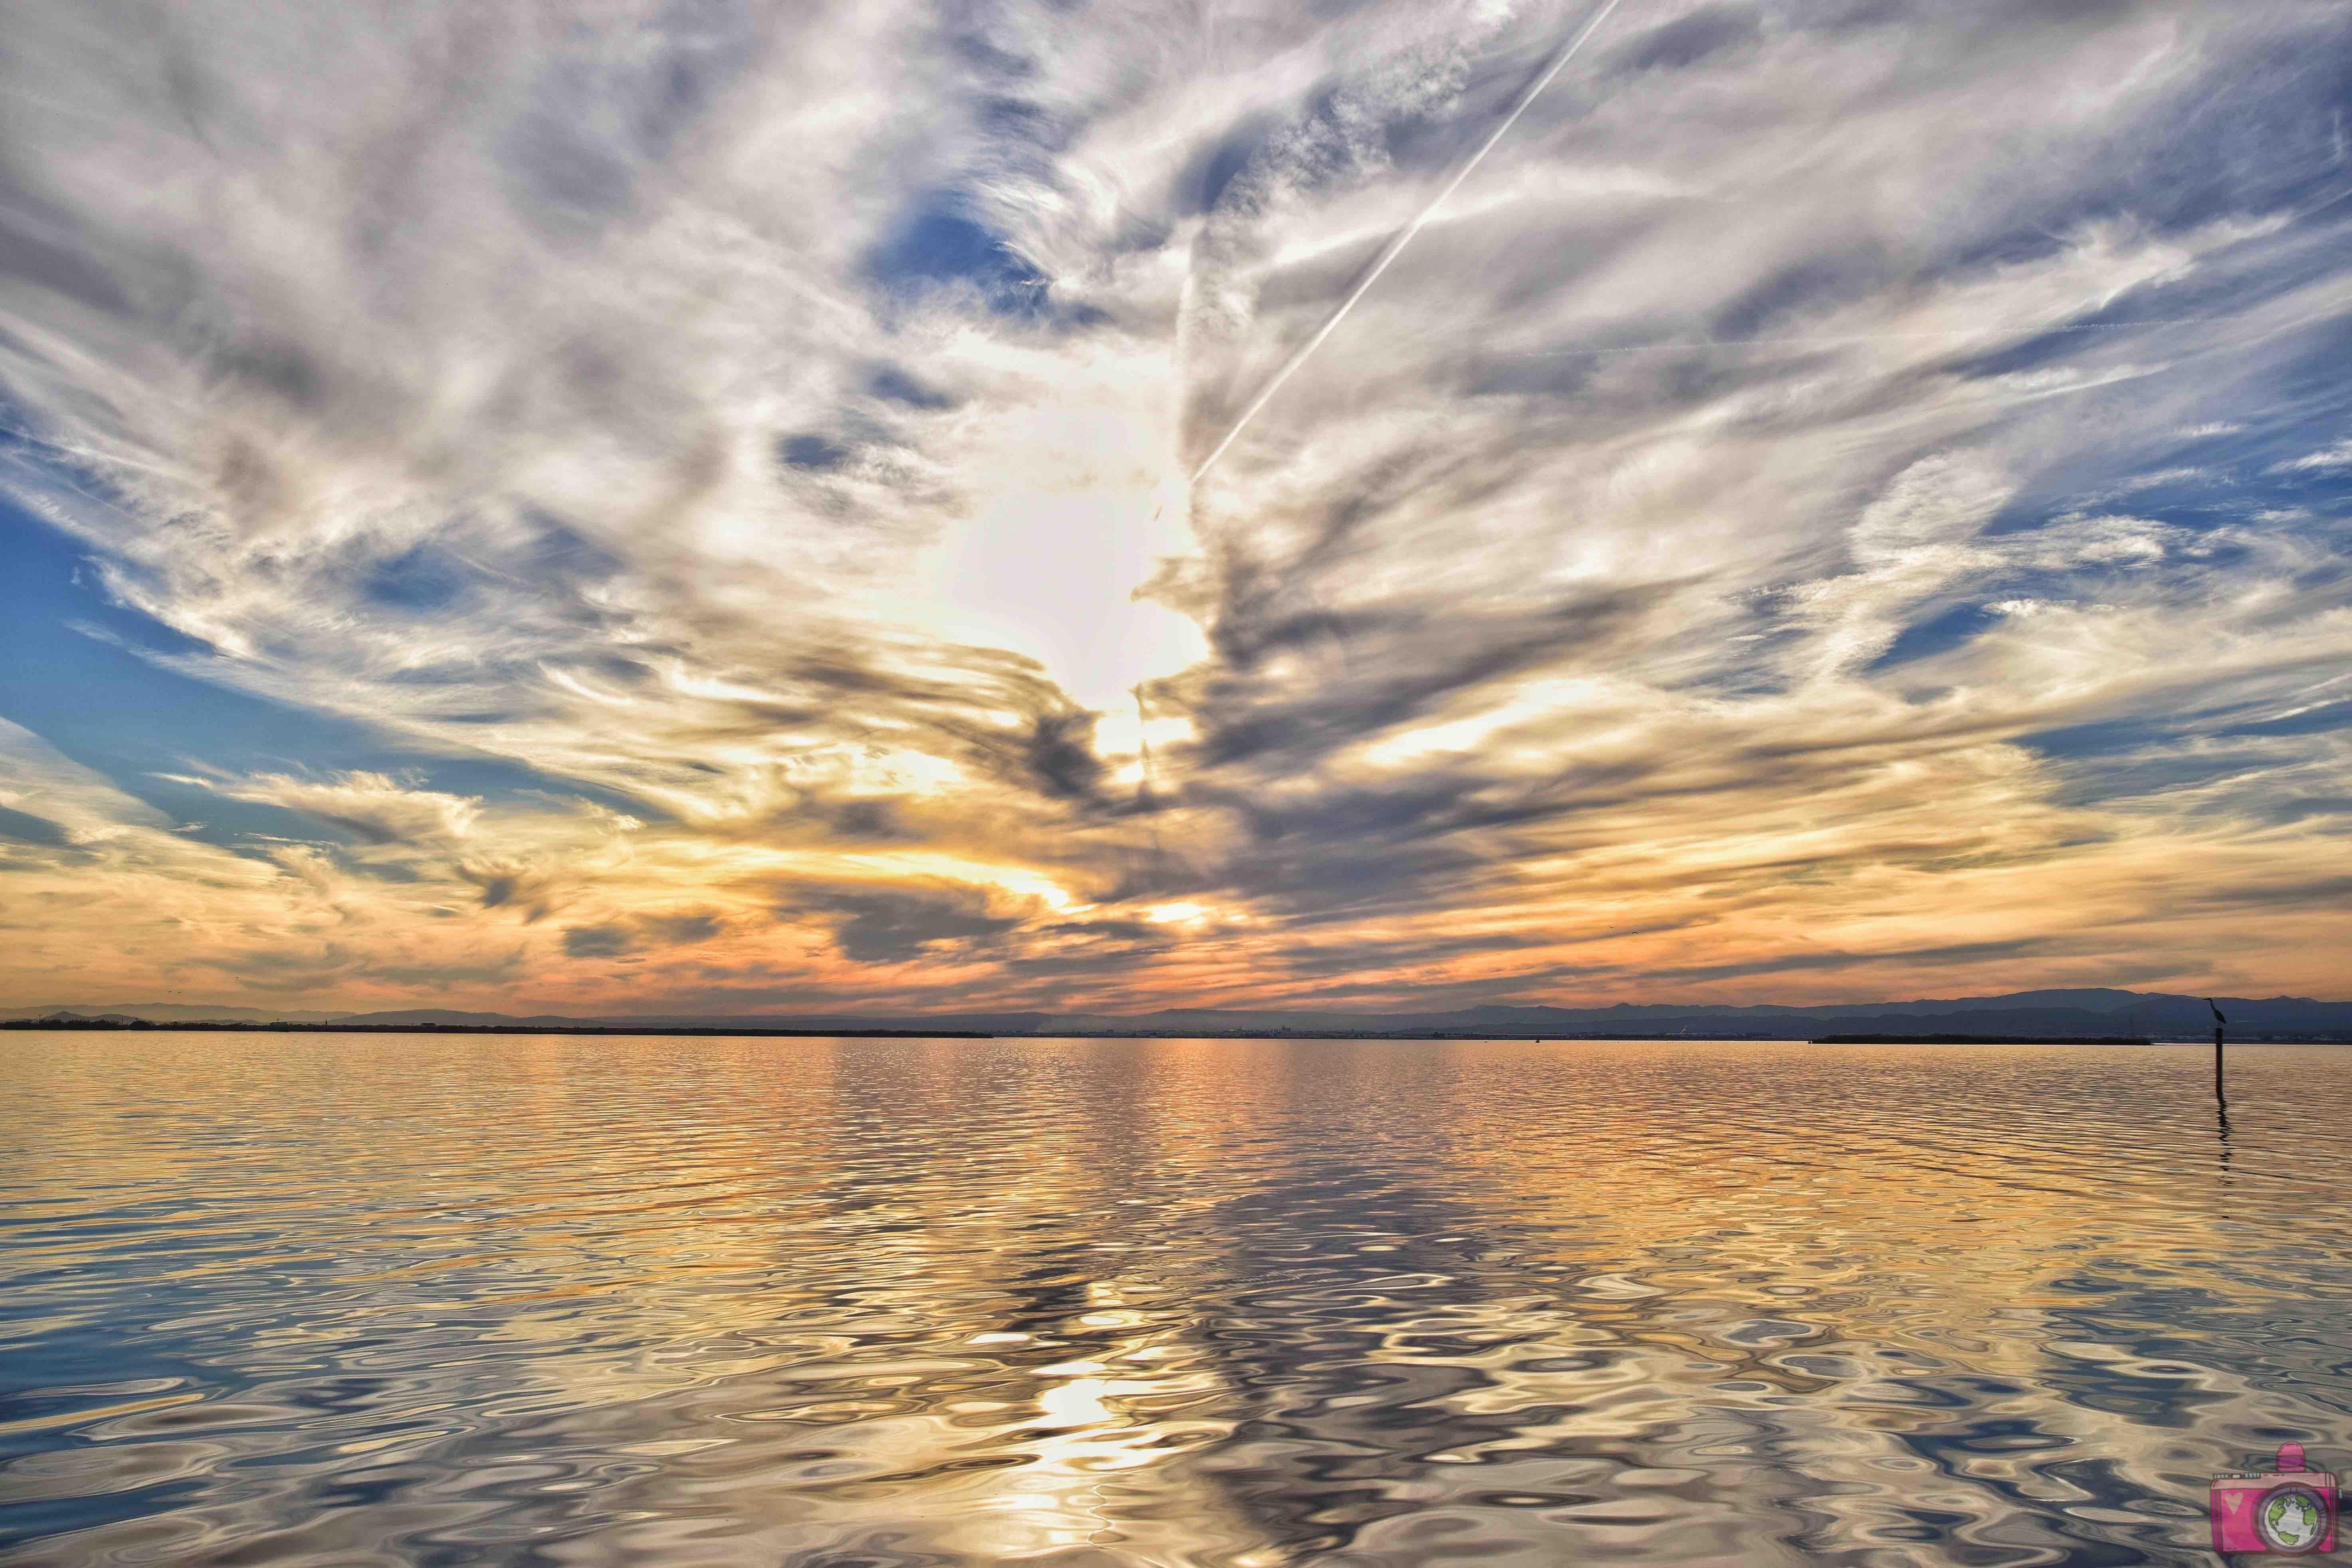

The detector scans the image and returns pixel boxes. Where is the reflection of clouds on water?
[1121,1040,2352,1564]
[3,1035,2348,1566]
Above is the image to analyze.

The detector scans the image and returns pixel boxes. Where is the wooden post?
[2207,998,2227,1107]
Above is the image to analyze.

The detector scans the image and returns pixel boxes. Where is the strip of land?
[0,1019,2290,1045]
[6,988,2348,1042]
[1810,1032,2153,1045]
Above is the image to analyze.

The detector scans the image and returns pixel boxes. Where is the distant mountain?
[1026,993,2348,1038]
[9,990,2347,1039]
[1386,993,2347,1038]
[0,1002,344,1024]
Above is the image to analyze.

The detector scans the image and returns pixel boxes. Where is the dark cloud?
[562,923,636,958]
[786,883,1026,965]
[297,812,408,847]
[1024,709,1107,801]
[2177,874,2352,913]
[2264,796,2352,824]
[1188,584,1681,772]
[1610,5,1761,74]
[636,909,724,945]
[457,859,565,922]
[991,914,1186,982]
[1039,918,1164,944]
[828,797,914,840]
[0,805,71,847]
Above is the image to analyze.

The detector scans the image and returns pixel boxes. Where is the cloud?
[636,909,727,946]
[2,0,2350,1012]
[2272,439,2352,471]
[0,804,74,849]
[562,924,637,960]
[563,909,726,960]
[785,882,1028,966]
[192,772,482,846]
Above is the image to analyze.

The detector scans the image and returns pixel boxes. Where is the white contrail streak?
[1188,0,1631,485]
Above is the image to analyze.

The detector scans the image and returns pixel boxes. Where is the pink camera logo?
[2211,1442,2340,1556]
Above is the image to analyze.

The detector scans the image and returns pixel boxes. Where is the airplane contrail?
[1188,0,1631,486]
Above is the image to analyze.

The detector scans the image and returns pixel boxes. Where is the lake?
[3,1032,2347,1566]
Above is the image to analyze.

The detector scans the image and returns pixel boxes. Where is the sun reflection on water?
[1,1033,2347,1566]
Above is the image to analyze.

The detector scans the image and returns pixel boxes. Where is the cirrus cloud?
[2,0,2349,1013]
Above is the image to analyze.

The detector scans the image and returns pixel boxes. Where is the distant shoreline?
[3,1020,995,1040]
[1810,1031,2154,1045]
[8,1019,2347,1043]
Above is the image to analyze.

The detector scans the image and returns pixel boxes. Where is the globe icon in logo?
[2257,1484,2328,1553]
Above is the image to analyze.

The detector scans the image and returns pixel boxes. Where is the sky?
[1,0,2349,1018]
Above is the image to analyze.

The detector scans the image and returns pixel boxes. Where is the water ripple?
[2,1034,2348,1565]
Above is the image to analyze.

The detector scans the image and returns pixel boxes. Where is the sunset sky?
[2,0,2348,1016]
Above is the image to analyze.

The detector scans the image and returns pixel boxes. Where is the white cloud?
[2272,439,2352,471]
[192,772,483,847]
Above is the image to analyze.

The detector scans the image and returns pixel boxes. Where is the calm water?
[2,1033,2348,1567]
